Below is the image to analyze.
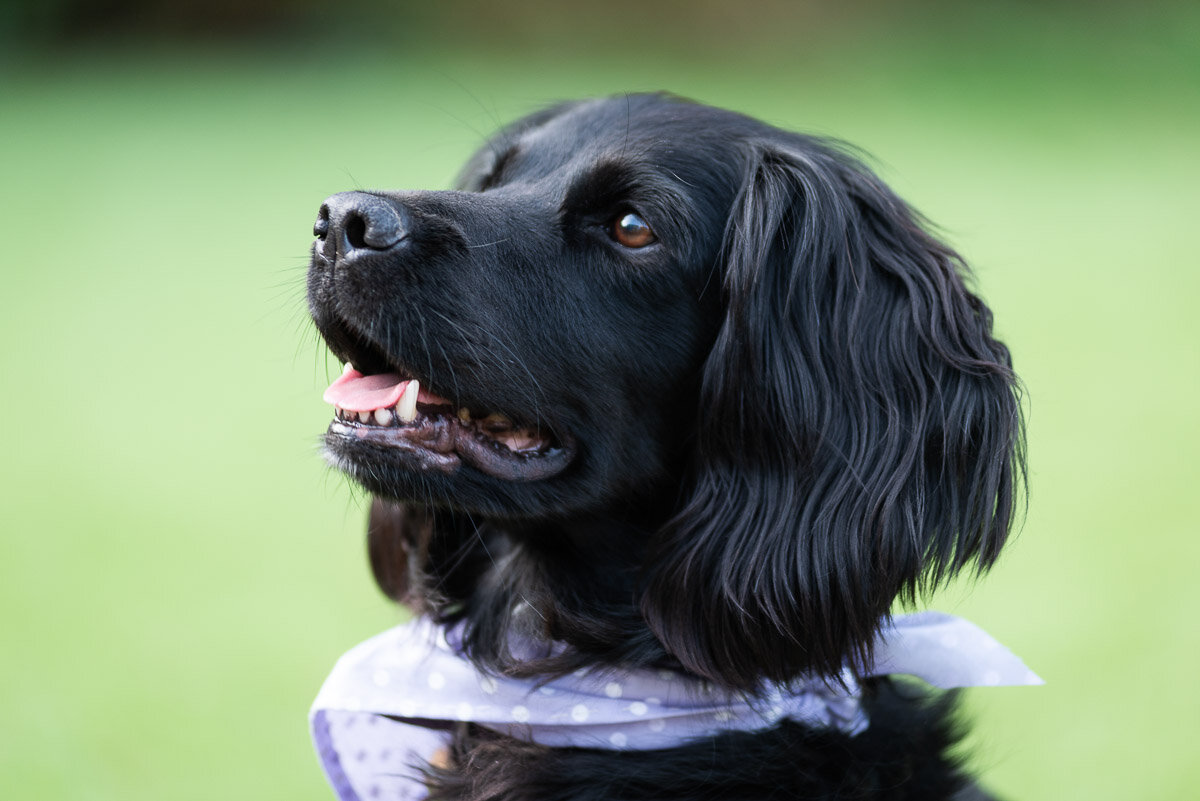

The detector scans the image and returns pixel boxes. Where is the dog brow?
[561,158,650,213]
[478,144,520,191]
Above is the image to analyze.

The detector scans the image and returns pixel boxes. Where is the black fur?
[308,93,1023,800]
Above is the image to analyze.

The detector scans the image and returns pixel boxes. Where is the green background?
[2,3,1197,799]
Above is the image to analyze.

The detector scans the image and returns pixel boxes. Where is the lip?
[326,413,576,482]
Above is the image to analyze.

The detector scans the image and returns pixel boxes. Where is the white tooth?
[458,407,472,424]
[501,431,538,451]
[357,410,370,423]
[397,380,419,423]
[343,363,355,375]
[374,408,393,426]
[482,413,513,431]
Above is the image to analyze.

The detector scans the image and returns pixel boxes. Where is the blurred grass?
[2,5,1198,799]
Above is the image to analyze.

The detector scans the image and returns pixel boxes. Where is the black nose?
[314,192,408,259]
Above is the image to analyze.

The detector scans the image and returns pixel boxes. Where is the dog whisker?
[466,237,512,249]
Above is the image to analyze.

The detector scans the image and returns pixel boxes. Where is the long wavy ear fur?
[367,497,419,605]
[641,139,1025,689]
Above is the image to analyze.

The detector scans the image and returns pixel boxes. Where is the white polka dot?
[629,701,648,716]
[427,672,446,690]
[456,702,474,721]
[372,669,391,687]
[648,718,666,732]
[983,670,1002,686]
[511,705,530,722]
[609,732,628,747]
[605,682,623,698]
[571,704,590,722]
[478,676,499,695]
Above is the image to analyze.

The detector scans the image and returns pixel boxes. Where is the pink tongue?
[323,369,411,412]
[322,368,454,411]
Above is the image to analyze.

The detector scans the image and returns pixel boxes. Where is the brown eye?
[611,212,656,248]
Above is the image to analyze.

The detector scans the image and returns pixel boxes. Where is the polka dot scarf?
[310,613,1040,801]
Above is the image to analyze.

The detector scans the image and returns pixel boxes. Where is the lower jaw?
[324,417,574,482]
[327,419,462,474]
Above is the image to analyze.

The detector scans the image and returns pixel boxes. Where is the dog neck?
[378,503,674,677]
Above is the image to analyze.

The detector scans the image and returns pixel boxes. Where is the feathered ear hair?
[641,139,1025,690]
[367,498,419,605]
[367,499,500,621]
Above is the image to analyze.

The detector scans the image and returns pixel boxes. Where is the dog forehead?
[494,96,755,189]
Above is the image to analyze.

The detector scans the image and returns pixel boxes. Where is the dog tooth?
[458,407,472,424]
[374,408,393,426]
[502,430,538,451]
[357,410,370,423]
[342,363,355,375]
[481,413,513,431]
[397,380,419,423]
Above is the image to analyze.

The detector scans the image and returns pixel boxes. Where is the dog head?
[308,94,1023,688]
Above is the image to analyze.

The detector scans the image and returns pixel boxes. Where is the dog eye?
[611,212,657,248]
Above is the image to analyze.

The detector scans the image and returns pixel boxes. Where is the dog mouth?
[322,365,574,482]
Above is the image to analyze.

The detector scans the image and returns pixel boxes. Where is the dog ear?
[641,139,1024,689]
[367,497,413,603]
[368,499,500,619]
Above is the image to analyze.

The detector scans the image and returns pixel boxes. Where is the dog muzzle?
[310,614,1040,801]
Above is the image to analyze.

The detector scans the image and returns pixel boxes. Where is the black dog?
[306,93,1025,801]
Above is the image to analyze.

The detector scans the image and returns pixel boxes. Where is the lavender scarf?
[310,613,1040,801]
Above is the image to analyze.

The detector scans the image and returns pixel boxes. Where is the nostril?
[343,213,369,251]
[314,204,331,239]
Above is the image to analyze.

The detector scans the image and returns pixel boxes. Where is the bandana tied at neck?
[310,613,1040,801]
